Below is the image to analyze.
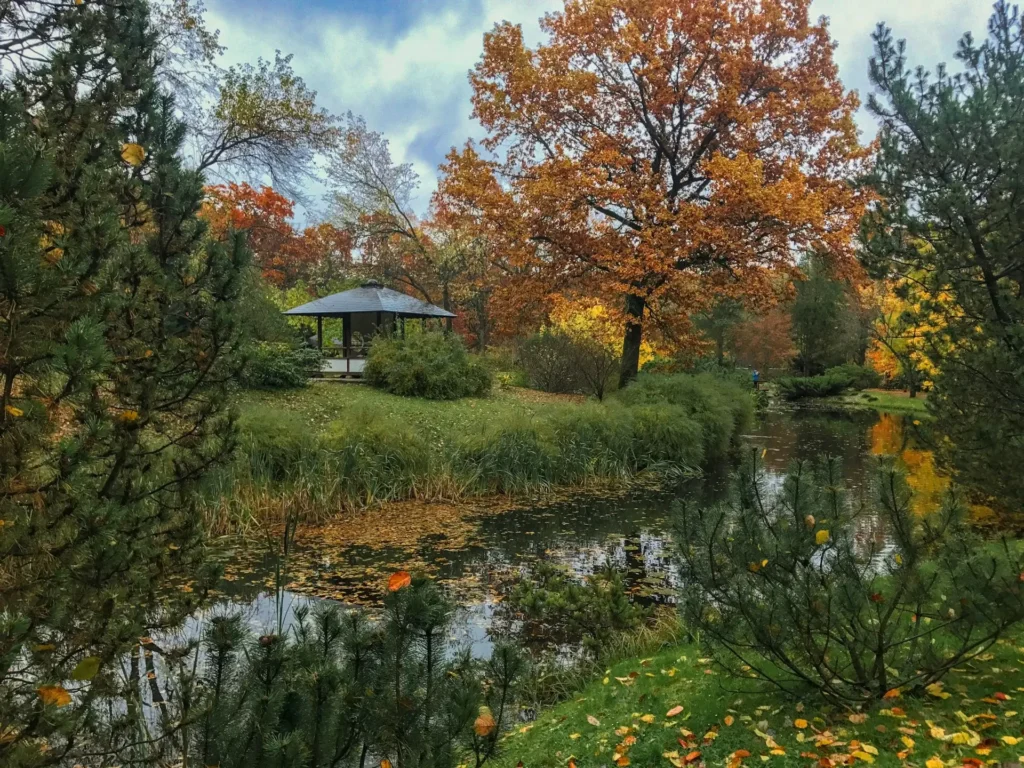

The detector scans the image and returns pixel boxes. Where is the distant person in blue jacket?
[752,369,760,390]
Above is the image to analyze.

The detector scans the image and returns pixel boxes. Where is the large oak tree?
[440,0,869,384]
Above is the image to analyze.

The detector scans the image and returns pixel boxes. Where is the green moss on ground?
[498,636,1024,767]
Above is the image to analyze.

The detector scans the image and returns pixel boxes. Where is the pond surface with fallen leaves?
[183,407,956,659]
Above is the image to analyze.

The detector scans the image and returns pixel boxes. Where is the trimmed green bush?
[774,371,855,400]
[365,332,492,400]
[826,362,882,391]
[239,342,323,390]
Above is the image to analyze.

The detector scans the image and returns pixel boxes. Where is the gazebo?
[283,280,457,377]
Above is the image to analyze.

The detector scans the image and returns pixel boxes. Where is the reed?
[200,374,754,533]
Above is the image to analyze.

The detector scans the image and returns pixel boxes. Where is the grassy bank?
[498,633,1024,768]
[823,389,930,416]
[202,374,754,532]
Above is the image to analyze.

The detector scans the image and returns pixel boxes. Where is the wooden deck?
[321,358,366,378]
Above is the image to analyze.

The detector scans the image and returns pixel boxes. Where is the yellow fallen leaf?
[926,683,950,700]
[901,736,915,749]
[925,757,944,768]
[852,750,875,763]
[121,143,145,166]
[1002,736,1021,746]
[569,733,581,740]
[37,685,71,707]
[794,719,808,729]
[861,744,879,756]
[641,714,656,724]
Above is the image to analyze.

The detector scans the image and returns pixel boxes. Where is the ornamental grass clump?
[677,453,1024,703]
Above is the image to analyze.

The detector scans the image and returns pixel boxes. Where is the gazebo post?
[342,313,352,357]
[400,316,406,338]
[316,316,323,350]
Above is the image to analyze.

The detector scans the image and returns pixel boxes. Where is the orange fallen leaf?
[388,571,412,591]
[37,685,71,707]
[474,706,496,737]
[725,715,736,726]
[883,688,901,700]
[667,705,684,718]
[685,751,702,763]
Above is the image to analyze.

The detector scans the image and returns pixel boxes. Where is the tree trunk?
[442,284,453,333]
[618,292,646,388]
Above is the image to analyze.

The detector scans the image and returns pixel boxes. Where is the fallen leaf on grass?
[667,706,684,718]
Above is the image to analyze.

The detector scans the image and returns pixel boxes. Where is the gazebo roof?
[283,281,456,318]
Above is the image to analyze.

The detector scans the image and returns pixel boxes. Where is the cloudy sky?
[203,0,994,217]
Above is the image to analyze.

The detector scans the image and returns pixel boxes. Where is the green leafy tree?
[678,453,1024,702]
[0,2,246,765]
[861,2,1024,511]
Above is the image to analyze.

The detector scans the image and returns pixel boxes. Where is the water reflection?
[202,408,944,656]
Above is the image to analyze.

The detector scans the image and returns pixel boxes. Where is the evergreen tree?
[168,577,525,768]
[791,258,864,375]
[861,2,1024,512]
[0,2,246,765]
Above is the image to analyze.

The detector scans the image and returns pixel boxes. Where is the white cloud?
[203,0,994,215]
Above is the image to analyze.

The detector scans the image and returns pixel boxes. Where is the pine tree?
[0,2,247,765]
[861,2,1024,511]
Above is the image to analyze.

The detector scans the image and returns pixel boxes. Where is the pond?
[188,407,947,659]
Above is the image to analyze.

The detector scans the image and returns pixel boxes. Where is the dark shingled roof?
[283,281,456,318]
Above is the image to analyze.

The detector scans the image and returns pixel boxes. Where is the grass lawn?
[821,390,930,417]
[498,637,1024,768]
[234,383,583,442]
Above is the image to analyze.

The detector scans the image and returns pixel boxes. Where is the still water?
[188,408,940,658]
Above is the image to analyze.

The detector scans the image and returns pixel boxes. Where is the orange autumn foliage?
[202,183,350,288]
[438,0,871,380]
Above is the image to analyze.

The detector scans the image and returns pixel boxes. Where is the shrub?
[239,341,323,390]
[773,370,854,400]
[517,330,619,399]
[615,372,754,461]
[365,332,492,400]
[826,362,882,391]
[677,454,1024,702]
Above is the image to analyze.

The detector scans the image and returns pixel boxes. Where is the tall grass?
[201,373,754,533]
